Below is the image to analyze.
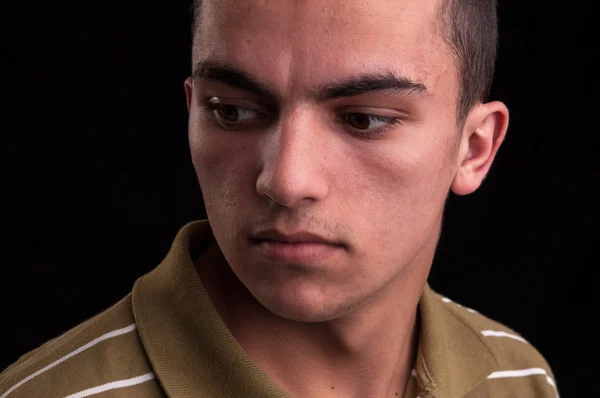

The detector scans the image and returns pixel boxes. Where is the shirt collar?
[133,220,498,397]
[132,220,289,397]
[416,284,499,397]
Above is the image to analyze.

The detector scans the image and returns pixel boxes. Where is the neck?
[197,243,427,398]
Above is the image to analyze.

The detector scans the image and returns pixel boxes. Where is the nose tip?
[256,125,330,207]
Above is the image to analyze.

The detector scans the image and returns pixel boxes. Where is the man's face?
[188,0,462,322]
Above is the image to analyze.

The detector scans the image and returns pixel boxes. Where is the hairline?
[191,0,487,134]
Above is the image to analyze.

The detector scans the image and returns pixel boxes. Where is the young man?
[1,0,558,397]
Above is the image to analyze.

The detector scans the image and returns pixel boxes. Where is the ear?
[184,77,193,112]
[451,101,509,196]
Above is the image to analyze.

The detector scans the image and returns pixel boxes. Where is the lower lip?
[251,240,343,262]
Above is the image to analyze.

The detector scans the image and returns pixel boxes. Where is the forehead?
[194,0,456,99]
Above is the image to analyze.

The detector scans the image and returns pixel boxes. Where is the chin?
[248,277,356,323]
[261,300,339,323]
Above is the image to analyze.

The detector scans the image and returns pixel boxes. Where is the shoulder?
[0,295,164,398]
[433,291,559,397]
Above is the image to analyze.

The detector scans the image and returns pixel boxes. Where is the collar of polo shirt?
[132,220,499,397]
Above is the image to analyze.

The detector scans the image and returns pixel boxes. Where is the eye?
[202,98,265,130]
[212,104,258,123]
[339,113,401,138]
[346,113,389,130]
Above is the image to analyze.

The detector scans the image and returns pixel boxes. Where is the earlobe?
[185,77,193,112]
[451,101,509,196]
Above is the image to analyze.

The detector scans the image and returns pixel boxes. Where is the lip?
[250,229,342,245]
[250,240,343,263]
[249,228,345,263]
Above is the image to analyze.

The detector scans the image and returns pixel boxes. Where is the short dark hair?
[191,0,499,129]
[436,0,499,129]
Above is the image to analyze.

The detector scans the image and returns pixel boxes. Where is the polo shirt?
[1,220,559,397]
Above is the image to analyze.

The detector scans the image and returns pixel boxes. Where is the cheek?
[189,121,244,213]
[351,133,454,243]
[189,108,248,184]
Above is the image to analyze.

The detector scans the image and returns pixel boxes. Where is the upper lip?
[250,229,341,246]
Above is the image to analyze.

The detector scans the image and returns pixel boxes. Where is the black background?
[3,1,598,396]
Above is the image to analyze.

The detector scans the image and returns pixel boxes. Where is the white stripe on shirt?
[1,324,137,398]
[481,330,529,344]
[488,368,559,398]
[62,372,156,398]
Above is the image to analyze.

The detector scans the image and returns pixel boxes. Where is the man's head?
[191,0,500,130]
[185,0,508,322]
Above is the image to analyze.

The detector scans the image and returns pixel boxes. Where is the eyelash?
[202,99,402,138]
[203,101,263,130]
[337,113,402,139]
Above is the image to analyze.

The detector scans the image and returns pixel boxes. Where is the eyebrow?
[192,61,428,103]
[193,61,276,100]
[312,72,428,102]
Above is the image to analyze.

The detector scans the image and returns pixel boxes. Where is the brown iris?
[216,104,239,122]
[346,113,370,130]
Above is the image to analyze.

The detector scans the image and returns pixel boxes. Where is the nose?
[256,109,329,207]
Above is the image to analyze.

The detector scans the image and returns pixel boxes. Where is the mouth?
[249,229,343,246]
[249,239,344,263]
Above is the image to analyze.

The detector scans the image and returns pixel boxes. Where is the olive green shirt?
[1,220,559,397]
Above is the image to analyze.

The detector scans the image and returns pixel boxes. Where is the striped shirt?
[1,220,559,397]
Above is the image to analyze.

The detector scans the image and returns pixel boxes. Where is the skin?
[184,0,509,396]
